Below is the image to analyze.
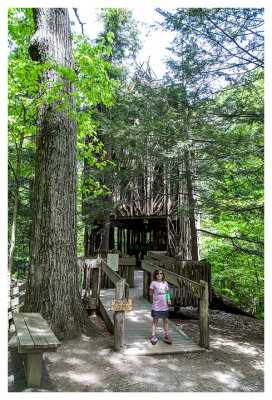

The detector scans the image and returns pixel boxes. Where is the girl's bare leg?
[163,318,169,335]
[152,318,158,335]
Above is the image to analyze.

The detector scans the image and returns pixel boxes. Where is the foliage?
[97,8,142,64]
[8,7,264,319]
[8,8,116,273]
[80,8,142,234]
[156,7,264,84]
[155,7,264,318]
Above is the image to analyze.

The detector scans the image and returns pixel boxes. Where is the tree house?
[84,156,198,263]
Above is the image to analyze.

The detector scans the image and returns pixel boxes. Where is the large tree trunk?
[24,8,96,339]
[184,149,199,261]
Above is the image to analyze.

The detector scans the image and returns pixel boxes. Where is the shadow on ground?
[8,311,264,392]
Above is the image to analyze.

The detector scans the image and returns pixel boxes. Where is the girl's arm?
[166,289,171,304]
[149,288,154,299]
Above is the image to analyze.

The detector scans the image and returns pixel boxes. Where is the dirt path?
[8,308,264,392]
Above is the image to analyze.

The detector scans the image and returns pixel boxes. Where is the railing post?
[114,279,125,352]
[96,256,102,309]
[199,280,209,349]
[142,259,151,301]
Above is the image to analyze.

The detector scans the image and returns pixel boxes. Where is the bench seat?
[13,312,61,387]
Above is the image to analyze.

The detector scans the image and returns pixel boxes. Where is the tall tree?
[82,8,141,257]
[23,8,95,339]
[155,7,264,258]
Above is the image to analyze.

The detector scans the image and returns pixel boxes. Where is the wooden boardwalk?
[99,270,205,356]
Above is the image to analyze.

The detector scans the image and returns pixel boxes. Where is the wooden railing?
[142,259,210,349]
[101,260,129,352]
[77,257,129,352]
[8,280,27,326]
[146,251,175,262]
[146,252,212,306]
[78,258,100,311]
[78,256,136,290]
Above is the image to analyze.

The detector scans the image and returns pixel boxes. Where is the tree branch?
[198,228,264,246]
[73,8,86,35]
[199,8,264,67]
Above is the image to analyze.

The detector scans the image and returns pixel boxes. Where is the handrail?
[142,259,202,298]
[101,260,123,286]
[147,252,210,266]
[147,251,174,262]
[142,259,210,349]
[100,259,129,352]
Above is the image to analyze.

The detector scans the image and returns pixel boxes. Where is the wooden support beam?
[27,353,43,387]
[199,280,209,349]
[101,260,121,286]
[143,268,151,301]
[92,267,98,299]
[114,279,125,352]
[96,258,102,308]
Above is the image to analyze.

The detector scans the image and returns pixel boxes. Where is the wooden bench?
[13,313,61,387]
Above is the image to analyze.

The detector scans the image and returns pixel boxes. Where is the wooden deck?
[99,270,205,355]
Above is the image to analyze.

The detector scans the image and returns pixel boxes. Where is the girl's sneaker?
[163,335,172,344]
[150,335,158,345]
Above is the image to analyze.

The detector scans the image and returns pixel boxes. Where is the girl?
[149,268,172,345]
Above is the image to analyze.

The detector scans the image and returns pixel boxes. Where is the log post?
[91,266,98,316]
[143,269,150,301]
[128,265,134,288]
[114,279,125,352]
[92,267,98,299]
[96,257,102,308]
[199,279,209,349]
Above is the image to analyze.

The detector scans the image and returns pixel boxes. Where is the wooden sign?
[110,299,133,311]
[107,253,119,271]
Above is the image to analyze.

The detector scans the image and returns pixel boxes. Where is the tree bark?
[24,8,96,339]
[184,149,199,260]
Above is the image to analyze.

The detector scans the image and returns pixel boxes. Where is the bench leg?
[27,353,43,387]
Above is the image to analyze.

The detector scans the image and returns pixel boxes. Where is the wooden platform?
[99,270,205,356]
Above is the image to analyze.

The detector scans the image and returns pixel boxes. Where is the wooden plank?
[9,281,27,296]
[99,280,205,356]
[8,293,25,309]
[13,313,35,349]
[77,258,98,268]
[98,299,114,334]
[119,258,136,266]
[101,260,122,286]
[23,313,49,348]
[147,251,174,262]
[31,313,61,348]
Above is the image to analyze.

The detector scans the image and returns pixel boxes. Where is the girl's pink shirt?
[149,280,169,311]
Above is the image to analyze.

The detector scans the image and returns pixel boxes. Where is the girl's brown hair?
[153,268,165,282]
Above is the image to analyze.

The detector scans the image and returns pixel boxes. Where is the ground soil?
[8,308,264,393]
